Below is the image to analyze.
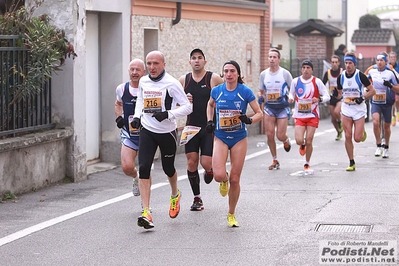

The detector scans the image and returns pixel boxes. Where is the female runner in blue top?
[206,60,263,227]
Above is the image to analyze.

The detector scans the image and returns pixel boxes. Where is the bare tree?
[0,0,24,15]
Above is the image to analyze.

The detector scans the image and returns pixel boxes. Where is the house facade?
[0,0,271,195]
[271,0,369,59]
[351,28,396,58]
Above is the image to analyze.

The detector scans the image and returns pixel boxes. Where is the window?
[246,44,252,82]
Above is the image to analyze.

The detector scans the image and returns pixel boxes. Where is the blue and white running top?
[211,83,256,141]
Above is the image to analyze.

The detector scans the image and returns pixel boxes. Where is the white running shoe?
[132,177,140,196]
[374,147,383,157]
[382,149,389,158]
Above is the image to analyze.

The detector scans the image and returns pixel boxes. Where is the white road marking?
[0,193,131,247]
[0,128,333,247]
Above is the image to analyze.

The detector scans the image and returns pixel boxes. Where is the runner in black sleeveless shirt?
[179,48,224,211]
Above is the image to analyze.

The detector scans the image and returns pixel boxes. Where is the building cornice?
[160,0,268,11]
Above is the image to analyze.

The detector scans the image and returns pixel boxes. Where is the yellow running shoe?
[137,208,154,229]
[169,190,181,218]
[219,181,229,197]
[346,164,356,171]
[219,172,229,197]
[361,130,367,142]
[335,131,342,141]
[227,213,239,227]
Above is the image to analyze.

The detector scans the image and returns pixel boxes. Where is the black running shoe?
[190,197,204,211]
[203,169,213,184]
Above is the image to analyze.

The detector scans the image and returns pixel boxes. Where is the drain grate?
[316,224,373,233]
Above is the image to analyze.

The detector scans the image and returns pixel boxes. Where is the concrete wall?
[32,0,131,172]
[0,0,79,196]
[88,1,135,165]
[0,128,73,195]
[30,0,88,182]
[98,9,132,164]
[0,0,131,196]
[356,45,394,58]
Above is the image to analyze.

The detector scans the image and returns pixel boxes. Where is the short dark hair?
[269,48,281,58]
[338,44,346,51]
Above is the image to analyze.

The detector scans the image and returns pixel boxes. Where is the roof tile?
[351,28,393,43]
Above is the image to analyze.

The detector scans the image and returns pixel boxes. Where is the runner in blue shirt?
[206,60,263,227]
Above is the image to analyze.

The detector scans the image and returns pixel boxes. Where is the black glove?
[152,111,168,122]
[205,120,215,133]
[355,97,364,105]
[257,96,264,104]
[115,116,125,129]
[332,89,338,98]
[383,80,393,89]
[239,113,252,124]
[131,118,141,129]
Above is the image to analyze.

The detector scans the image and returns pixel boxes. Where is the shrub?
[0,1,76,102]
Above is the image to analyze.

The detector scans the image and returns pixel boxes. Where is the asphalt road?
[1,118,398,266]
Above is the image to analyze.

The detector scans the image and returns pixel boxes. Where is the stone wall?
[130,15,262,150]
[131,16,261,92]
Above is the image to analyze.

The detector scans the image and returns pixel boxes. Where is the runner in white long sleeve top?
[132,51,192,229]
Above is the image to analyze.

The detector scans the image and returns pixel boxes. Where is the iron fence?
[0,35,54,138]
[289,58,327,79]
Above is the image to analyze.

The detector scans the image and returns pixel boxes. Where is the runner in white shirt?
[368,52,399,158]
[322,55,344,140]
[258,48,293,170]
[337,52,375,171]
[133,51,192,229]
[289,60,330,173]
